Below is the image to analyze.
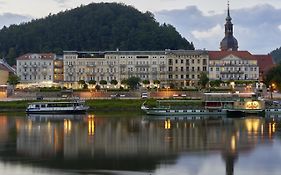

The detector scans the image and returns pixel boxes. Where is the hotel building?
[16,53,55,83]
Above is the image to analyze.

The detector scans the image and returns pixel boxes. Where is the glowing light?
[245,101,260,109]
[88,115,95,136]
[64,119,72,134]
[245,118,260,133]
[165,119,171,130]
[231,135,236,151]
[272,123,276,133]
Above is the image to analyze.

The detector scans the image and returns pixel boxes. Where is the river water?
[0,113,280,175]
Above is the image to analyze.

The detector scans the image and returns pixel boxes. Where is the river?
[0,113,280,175]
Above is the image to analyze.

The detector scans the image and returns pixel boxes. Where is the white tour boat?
[26,101,89,114]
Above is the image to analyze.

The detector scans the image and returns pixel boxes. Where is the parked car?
[141,92,148,99]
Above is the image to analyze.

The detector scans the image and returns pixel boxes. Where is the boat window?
[192,110,195,112]
[166,110,170,112]
[183,110,187,112]
[41,104,46,108]
[35,105,40,108]
[175,110,179,113]
[275,109,278,111]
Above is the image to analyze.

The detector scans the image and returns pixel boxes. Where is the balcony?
[68,64,74,67]
[32,64,38,68]
[86,63,96,67]
[221,70,244,74]
[135,64,150,67]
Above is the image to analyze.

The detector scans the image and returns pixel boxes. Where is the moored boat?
[141,100,226,116]
[26,101,89,114]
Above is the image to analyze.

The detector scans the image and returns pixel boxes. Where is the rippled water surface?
[0,113,281,175]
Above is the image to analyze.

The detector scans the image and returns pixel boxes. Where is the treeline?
[270,47,281,63]
[0,2,194,65]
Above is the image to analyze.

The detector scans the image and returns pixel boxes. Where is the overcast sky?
[0,0,281,54]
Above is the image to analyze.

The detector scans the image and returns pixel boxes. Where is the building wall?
[0,70,9,85]
[62,50,209,88]
[209,55,259,81]
[54,59,64,83]
[167,50,209,87]
[17,54,54,83]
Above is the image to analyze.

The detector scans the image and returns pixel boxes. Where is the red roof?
[17,53,55,60]
[254,55,275,73]
[208,51,256,60]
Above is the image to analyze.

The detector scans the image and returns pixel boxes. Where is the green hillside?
[0,2,194,65]
[270,47,281,63]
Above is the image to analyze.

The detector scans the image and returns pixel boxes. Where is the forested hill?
[270,47,281,63]
[0,2,194,65]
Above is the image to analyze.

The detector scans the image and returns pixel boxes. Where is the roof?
[17,53,55,60]
[208,51,256,60]
[254,54,275,73]
[0,59,15,73]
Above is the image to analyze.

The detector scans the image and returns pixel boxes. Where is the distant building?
[16,53,55,84]
[53,55,64,83]
[166,50,208,87]
[220,2,238,51]
[0,59,15,85]
[63,50,208,88]
[0,59,15,98]
[254,55,275,81]
[208,51,259,81]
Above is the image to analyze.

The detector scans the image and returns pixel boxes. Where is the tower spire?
[220,0,238,51]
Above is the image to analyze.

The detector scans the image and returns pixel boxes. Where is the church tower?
[220,1,238,51]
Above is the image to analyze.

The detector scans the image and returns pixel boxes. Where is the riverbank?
[0,99,203,112]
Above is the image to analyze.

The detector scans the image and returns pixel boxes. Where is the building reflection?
[0,114,279,174]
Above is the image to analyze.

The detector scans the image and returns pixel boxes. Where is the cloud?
[191,24,223,40]
[0,13,31,29]
[155,4,281,54]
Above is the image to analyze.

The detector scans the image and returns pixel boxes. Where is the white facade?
[63,50,210,88]
[16,53,55,83]
[209,52,259,81]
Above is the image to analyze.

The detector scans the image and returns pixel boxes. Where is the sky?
[0,0,281,54]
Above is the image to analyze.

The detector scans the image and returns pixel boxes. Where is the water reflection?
[0,114,280,175]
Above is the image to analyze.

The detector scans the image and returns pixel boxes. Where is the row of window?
[168,66,207,72]
[210,67,258,72]
[19,62,52,66]
[169,59,207,65]
[168,74,200,79]
[20,75,52,80]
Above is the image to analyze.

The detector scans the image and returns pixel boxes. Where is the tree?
[210,80,222,87]
[78,80,87,89]
[99,80,107,89]
[198,72,209,89]
[99,80,107,85]
[7,74,20,87]
[153,80,160,91]
[265,64,281,90]
[153,80,160,85]
[127,76,140,90]
[110,79,118,85]
[121,79,128,85]
[0,3,194,65]
[88,80,96,85]
[142,80,150,86]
